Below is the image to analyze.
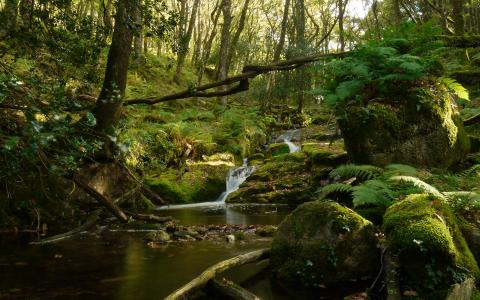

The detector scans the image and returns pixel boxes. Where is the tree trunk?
[263,0,290,113]
[197,0,221,85]
[0,0,18,39]
[225,0,251,72]
[133,0,144,65]
[19,0,33,29]
[294,0,307,113]
[217,0,232,106]
[91,0,135,133]
[393,0,402,24]
[452,0,465,35]
[338,0,347,52]
[173,0,201,84]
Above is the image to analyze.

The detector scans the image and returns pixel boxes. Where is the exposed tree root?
[124,211,173,223]
[164,248,270,300]
[30,209,102,245]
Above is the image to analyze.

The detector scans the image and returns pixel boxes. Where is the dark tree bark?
[197,0,221,85]
[217,0,232,105]
[133,0,144,65]
[393,0,402,24]
[0,0,18,39]
[91,0,135,133]
[225,0,251,72]
[294,0,307,112]
[452,0,465,35]
[263,0,290,112]
[338,0,346,51]
[173,0,200,84]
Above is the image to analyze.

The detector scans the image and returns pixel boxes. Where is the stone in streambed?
[145,230,171,243]
[270,200,378,286]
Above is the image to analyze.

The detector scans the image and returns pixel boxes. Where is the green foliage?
[317,183,353,200]
[329,164,383,182]
[389,176,445,200]
[439,77,470,101]
[352,180,396,208]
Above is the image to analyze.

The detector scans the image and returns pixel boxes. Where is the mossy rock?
[384,194,480,291]
[273,152,306,163]
[338,82,470,168]
[302,143,348,167]
[267,143,290,157]
[270,200,378,286]
[145,163,229,204]
[145,230,171,243]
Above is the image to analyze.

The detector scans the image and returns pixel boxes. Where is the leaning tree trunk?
[197,0,221,85]
[91,0,135,133]
[217,0,232,106]
[225,0,251,73]
[263,0,290,113]
[173,0,200,84]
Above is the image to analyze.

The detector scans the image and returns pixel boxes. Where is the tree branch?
[124,51,348,106]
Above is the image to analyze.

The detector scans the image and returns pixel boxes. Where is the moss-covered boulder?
[384,194,479,292]
[270,200,378,286]
[145,162,230,204]
[266,143,290,157]
[338,83,470,168]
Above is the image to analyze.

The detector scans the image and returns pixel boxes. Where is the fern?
[330,164,383,182]
[439,77,469,101]
[389,176,445,200]
[459,164,480,177]
[352,180,396,208]
[316,183,353,200]
[444,191,480,211]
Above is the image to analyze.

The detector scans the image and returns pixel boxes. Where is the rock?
[338,83,470,168]
[145,162,230,204]
[174,230,192,238]
[384,194,479,291]
[270,200,378,286]
[266,143,290,157]
[255,225,277,237]
[226,234,235,243]
[145,230,171,243]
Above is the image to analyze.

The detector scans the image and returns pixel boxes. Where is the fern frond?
[444,191,480,210]
[384,164,418,176]
[459,165,480,177]
[330,164,383,181]
[316,183,353,200]
[439,77,469,101]
[389,176,445,200]
[352,180,395,208]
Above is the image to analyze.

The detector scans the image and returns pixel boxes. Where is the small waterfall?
[277,129,300,153]
[216,159,255,203]
[283,138,300,153]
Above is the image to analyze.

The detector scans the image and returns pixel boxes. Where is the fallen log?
[30,209,102,245]
[73,176,129,223]
[208,278,260,300]
[164,248,270,300]
[125,211,173,223]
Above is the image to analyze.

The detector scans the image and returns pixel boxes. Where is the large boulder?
[338,83,470,168]
[145,161,230,204]
[384,194,479,292]
[270,200,378,287]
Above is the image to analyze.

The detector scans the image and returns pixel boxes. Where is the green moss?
[145,163,229,204]
[384,194,480,290]
[267,143,290,157]
[270,200,377,286]
[274,152,306,163]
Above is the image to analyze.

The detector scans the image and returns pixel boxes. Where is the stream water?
[0,130,366,299]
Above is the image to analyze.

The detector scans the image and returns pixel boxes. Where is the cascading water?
[216,158,255,203]
[277,129,300,153]
[157,159,255,210]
